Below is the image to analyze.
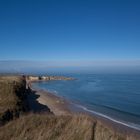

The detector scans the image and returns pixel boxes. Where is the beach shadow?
[27,88,51,113]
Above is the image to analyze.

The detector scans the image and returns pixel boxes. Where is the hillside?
[0,113,126,140]
[0,75,139,140]
[0,76,28,125]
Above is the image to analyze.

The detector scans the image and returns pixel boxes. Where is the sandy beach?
[28,83,140,139]
[30,86,71,116]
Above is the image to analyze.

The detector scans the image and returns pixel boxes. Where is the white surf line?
[72,103,140,131]
[32,84,140,131]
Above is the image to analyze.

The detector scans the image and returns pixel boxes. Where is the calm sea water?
[32,74,140,130]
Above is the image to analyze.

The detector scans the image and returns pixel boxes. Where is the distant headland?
[27,75,75,82]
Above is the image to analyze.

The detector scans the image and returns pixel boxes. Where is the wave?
[45,89,59,95]
[92,103,140,118]
[72,103,140,131]
[33,81,140,131]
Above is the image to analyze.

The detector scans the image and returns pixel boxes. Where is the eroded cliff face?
[0,76,29,125]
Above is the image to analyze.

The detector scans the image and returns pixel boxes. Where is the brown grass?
[0,113,127,140]
[0,113,94,140]
[0,76,27,122]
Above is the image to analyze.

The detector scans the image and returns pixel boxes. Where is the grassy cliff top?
[0,76,26,118]
[0,113,126,140]
[0,76,21,82]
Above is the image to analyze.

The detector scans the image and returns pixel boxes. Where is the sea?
[32,73,140,130]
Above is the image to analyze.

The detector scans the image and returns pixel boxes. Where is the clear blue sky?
[0,0,140,62]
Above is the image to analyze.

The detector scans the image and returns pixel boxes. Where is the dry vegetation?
[0,76,139,140]
[0,113,126,140]
[0,76,28,124]
[0,114,93,140]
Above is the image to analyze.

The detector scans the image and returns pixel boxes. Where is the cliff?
[0,76,139,140]
[0,76,28,125]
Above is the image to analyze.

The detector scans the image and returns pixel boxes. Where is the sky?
[0,0,140,73]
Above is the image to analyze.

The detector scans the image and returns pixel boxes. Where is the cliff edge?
[0,75,139,140]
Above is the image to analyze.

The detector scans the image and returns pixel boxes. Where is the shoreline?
[31,86,72,116]
[30,82,140,138]
[70,102,140,137]
[70,102,140,130]
[1,75,140,139]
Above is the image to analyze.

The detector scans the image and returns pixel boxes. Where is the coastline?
[30,82,140,139]
[1,75,140,139]
[30,86,72,116]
